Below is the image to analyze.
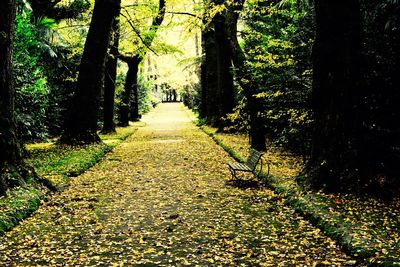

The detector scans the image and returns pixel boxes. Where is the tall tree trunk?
[130,64,141,121]
[118,56,140,126]
[0,0,53,195]
[118,0,165,125]
[0,0,23,195]
[304,0,364,191]
[213,0,235,120]
[225,0,266,151]
[60,0,120,144]
[200,26,219,122]
[102,12,120,134]
[199,30,208,118]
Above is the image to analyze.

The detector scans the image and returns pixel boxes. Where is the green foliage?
[28,124,139,187]
[14,11,52,141]
[226,0,314,155]
[181,83,200,110]
[13,8,87,141]
[29,143,111,178]
[137,75,156,114]
[0,187,43,235]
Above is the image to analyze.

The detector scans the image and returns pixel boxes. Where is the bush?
[14,11,53,141]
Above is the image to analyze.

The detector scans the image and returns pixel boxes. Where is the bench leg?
[256,161,270,178]
[229,167,238,180]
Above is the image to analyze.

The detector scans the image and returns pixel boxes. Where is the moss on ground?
[0,123,139,235]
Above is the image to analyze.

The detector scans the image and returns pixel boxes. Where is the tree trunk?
[200,26,219,122]
[225,0,266,151]
[101,13,120,134]
[130,62,141,121]
[118,56,140,126]
[304,0,364,191]
[0,0,54,195]
[199,30,208,118]
[213,0,235,120]
[173,90,177,102]
[118,0,165,125]
[60,0,120,145]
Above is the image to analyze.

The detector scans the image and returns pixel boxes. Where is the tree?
[232,0,314,155]
[28,0,90,21]
[101,8,121,134]
[225,0,267,150]
[118,54,141,126]
[117,0,166,126]
[199,0,235,126]
[200,22,219,120]
[212,0,235,121]
[304,0,364,191]
[0,0,53,195]
[60,0,121,144]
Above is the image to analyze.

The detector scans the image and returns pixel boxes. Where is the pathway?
[0,103,355,266]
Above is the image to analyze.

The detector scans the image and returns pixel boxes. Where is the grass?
[199,124,400,267]
[0,187,43,235]
[0,123,140,235]
[0,103,355,265]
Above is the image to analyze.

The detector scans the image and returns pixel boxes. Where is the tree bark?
[101,11,121,134]
[130,68,141,121]
[304,0,364,191]
[117,0,165,125]
[118,56,140,126]
[200,25,219,122]
[213,0,235,120]
[60,0,120,145]
[1,0,22,195]
[199,29,209,118]
[225,0,266,150]
[1,0,55,195]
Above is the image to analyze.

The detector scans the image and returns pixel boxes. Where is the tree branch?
[165,11,201,19]
[28,0,90,21]
[119,12,158,55]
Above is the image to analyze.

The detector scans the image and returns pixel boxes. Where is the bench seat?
[228,162,252,172]
[228,149,266,180]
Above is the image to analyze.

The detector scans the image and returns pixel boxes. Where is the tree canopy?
[1,0,399,200]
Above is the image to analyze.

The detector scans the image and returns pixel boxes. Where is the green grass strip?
[0,124,139,235]
[199,122,399,267]
[0,187,43,235]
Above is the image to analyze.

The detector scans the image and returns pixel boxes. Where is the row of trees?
[1,0,399,197]
[0,0,166,195]
[197,0,399,196]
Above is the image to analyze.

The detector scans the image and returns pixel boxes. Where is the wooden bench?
[228,149,267,180]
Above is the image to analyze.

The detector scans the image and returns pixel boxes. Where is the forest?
[0,0,399,265]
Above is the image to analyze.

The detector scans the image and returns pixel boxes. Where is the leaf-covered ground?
[201,123,400,265]
[0,123,139,235]
[0,103,356,266]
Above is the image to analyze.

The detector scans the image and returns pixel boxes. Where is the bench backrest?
[246,149,263,171]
